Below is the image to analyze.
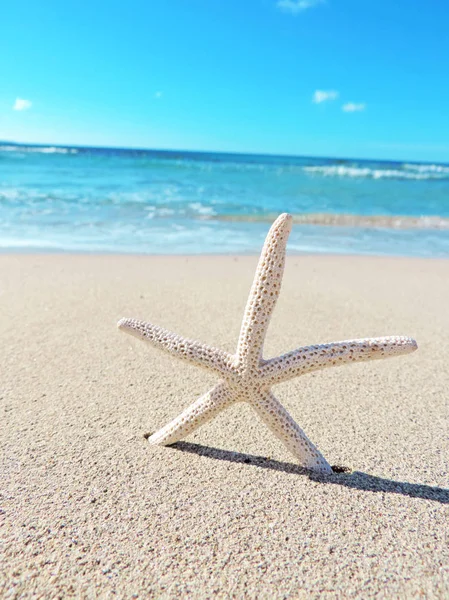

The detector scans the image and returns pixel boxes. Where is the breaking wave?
[0,145,78,154]
[303,165,449,180]
[402,163,449,174]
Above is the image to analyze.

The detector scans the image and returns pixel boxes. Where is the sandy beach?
[2,253,448,598]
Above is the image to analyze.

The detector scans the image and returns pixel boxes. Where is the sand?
[1,253,448,599]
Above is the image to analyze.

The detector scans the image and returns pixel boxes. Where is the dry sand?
[1,253,448,599]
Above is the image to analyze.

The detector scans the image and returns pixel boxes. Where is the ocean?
[1,143,449,257]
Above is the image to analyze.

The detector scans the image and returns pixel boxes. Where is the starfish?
[118,213,417,474]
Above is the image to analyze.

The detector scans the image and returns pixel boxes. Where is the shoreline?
[2,253,448,598]
[2,221,449,259]
[1,249,449,260]
[205,213,449,230]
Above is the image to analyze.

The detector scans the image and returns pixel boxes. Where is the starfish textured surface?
[118,213,418,474]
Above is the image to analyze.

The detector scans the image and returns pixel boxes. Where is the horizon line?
[1,139,448,167]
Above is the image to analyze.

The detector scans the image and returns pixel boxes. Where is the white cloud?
[277,0,325,15]
[313,90,339,104]
[13,98,32,111]
[342,102,366,112]
[154,91,163,99]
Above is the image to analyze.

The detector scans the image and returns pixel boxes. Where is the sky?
[1,0,449,162]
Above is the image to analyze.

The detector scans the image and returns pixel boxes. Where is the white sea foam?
[156,208,176,217]
[188,202,215,216]
[403,163,449,174]
[1,225,448,257]
[0,145,77,154]
[0,188,21,200]
[36,147,73,154]
[0,146,23,152]
[303,165,448,180]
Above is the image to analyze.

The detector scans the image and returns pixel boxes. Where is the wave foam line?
[204,213,449,230]
[303,165,449,180]
[0,145,78,154]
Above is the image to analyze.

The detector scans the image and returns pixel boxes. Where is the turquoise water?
[1,143,449,256]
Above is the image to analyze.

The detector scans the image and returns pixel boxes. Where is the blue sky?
[1,0,449,161]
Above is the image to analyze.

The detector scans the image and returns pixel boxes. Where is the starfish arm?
[250,391,332,473]
[237,213,293,369]
[261,336,418,385]
[147,382,235,446]
[118,318,235,377]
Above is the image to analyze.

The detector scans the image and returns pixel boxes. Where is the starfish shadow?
[169,440,449,504]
